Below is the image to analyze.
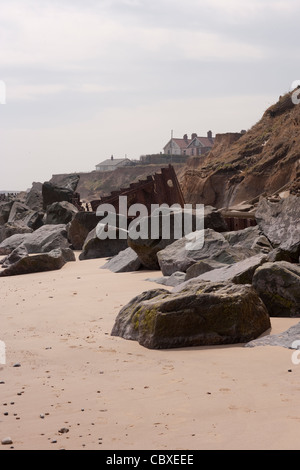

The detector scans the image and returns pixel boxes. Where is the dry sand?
[0,254,299,450]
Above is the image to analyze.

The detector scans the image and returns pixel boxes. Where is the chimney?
[111,155,114,160]
[191,133,197,140]
[183,134,188,141]
[207,130,212,140]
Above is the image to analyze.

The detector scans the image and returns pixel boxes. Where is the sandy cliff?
[179,90,300,208]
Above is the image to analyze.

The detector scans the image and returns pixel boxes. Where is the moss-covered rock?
[111,282,271,349]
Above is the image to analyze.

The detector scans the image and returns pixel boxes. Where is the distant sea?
[0,190,21,194]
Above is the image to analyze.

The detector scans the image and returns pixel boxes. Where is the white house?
[96,156,133,172]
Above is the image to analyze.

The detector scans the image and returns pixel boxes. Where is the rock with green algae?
[252,261,300,317]
[111,282,271,349]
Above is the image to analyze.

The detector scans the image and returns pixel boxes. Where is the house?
[163,131,215,157]
[95,156,134,172]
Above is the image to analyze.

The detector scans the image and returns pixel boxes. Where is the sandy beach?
[0,254,299,451]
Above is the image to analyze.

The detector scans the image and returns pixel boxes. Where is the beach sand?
[0,254,299,450]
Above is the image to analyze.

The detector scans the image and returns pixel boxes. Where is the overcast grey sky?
[0,0,299,190]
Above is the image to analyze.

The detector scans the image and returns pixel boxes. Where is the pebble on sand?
[1,438,13,445]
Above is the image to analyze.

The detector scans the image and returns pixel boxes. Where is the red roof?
[188,136,214,148]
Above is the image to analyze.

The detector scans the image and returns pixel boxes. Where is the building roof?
[164,134,214,151]
[96,158,130,167]
[188,136,215,148]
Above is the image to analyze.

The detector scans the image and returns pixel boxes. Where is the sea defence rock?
[0,201,13,225]
[0,233,31,255]
[79,225,128,260]
[0,223,33,245]
[246,322,300,349]
[127,207,227,270]
[111,282,271,349]
[101,247,142,273]
[252,261,300,317]
[175,254,268,289]
[1,245,29,268]
[185,259,228,281]
[25,187,43,212]
[255,195,300,252]
[42,174,80,210]
[45,201,78,225]
[8,201,44,231]
[146,271,186,288]
[0,224,70,255]
[223,225,273,254]
[157,228,257,277]
[68,212,99,250]
[0,248,75,277]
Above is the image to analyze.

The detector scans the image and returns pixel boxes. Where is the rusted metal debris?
[90,165,185,214]
[221,210,257,231]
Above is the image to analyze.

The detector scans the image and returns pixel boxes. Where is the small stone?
[0,382,5,385]
[58,428,69,434]
[40,414,45,419]
[13,363,21,368]
[51,440,57,444]
[1,438,13,445]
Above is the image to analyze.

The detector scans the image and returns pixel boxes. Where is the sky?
[0,0,299,190]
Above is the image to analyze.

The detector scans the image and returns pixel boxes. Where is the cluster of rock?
[1,177,299,351]
[0,176,81,276]
[110,194,300,349]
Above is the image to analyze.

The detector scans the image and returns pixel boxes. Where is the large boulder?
[25,187,43,212]
[185,259,228,281]
[1,245,29,268]
[0,233,31,255]
[79,225,128,260]
[127,207,211,270]
[111,282,271,349]
[0,201,13,225]
[255,195,300,251]
[45,201,78,225]
[177,254,268,288]
[0,224,70,255]
[42,175,80,210]
[246,322,300,349]
[0,248,75,277]
[223,225,273,254]
[101,247,142,273]
[68,212,100,250]
[8,201,44,231]
[252,261,300,317]
[157,229,256,277]
[0,223,33,245]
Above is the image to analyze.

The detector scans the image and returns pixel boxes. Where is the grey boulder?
[79,225,128,260]
[0,248,75,277]
[255,195,300,251]
[0,224,70,255]
[45,201,78,225]
[111,282,271,349]
[252,261,300,317]
[101,247,142,273]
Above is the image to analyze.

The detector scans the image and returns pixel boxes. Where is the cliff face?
[179,91,300,208]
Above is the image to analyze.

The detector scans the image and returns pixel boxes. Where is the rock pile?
[0,176,81,276]
[111,194,300,349]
